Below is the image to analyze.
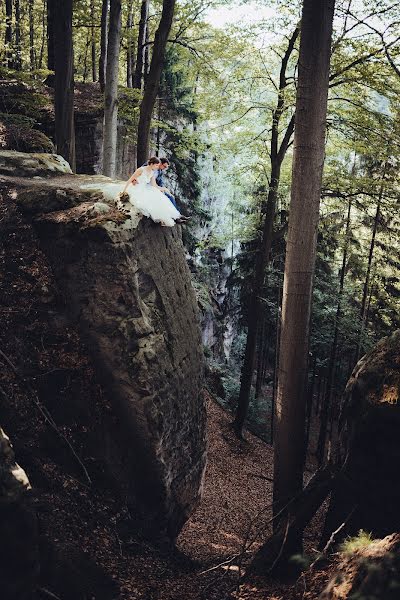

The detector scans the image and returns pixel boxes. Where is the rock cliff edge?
[0,150,206,541]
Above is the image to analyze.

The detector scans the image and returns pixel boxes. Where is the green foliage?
[0,112,36,128]
[0,0,399,418]
[117,87,142,144]
[341,530,374,555]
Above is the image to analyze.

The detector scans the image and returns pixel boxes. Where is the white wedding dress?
[126,168,181,227]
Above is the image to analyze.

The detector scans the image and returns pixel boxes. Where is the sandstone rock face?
[1,150,206,540]
[0,150,72,177]
[323,330,400,541]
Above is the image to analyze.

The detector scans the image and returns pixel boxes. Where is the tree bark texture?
[272,0,335,562]
[136,0,176,167]
[99,0,109,92]
[45,0,55,86]
[53,0,75,171]
[91,0,97,82]
[102,0,122,178]
[14,0,21,70]
[5,0,13,67]
[133,0,149,90]
[126,0,135,88]
[144,20,150,83]
[29,0,35,70]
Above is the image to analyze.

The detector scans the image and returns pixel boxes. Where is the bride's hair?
[148,156,161,165]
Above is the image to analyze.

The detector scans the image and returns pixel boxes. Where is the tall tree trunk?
[255,313,266,400]
[39,0,46,69]
[126,0,134,88]
[272,0,334,565]
[29,0,35,70]
[45,0,55,85]
[5,0,13,68]
[271,289,282,445]
[14,0,22,70]
[136,0,176,167]
[355,167,386,361]
[99,0,109,92]
[305,353,317,455]
[91,0,97,82]
[144,20,150,83]
[102,0,122,178]
[133,0,149,90]
[261,321,271,383]
[317,193,353,464]
[233,26,300,437]
[53,0,75,171]
[83,30,91,83]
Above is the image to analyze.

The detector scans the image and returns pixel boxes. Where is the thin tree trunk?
[29,0,35,70]
[232,26,300,437]
[136,0,176,167]
[133,0,149,90]
[126,0,134,87]
[315,371,322,415]
[255,312,265,400]
[45,0,55,85]
[271,289,282,445]
[14,0,22,70]
[144,19,150,83]
[272,0,334,566]
[317,193,353,464]
[364,278,375,326]
[83,30,91,82]
[156,96,162,155]
[91,0,97,82]
[261,321,271,383]
[305,354,317,456]
[355,168,386,361]
[99,0,109,92]
[54,0,75,171]
[5,0,13,68]
[39,0,46,69]
[102,0,122,178]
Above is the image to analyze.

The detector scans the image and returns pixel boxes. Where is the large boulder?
[0,149,71,177]
[1,150,206,541]
[322,330,400,543]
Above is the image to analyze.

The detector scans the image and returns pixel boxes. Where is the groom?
[152,158,177,209]
[142,157,190,221]
[118,156,190,222]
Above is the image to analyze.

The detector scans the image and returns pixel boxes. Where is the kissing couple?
[116,157,190,227]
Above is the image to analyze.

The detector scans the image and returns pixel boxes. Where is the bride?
[117,157,183,227]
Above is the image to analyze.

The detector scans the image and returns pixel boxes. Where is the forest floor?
[0,187,331,600]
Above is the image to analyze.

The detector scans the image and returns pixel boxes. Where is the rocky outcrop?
[322,330,400,543]
[0,149,72,177]
[319,534,400,600]
[0,426,39,599]
[1,150,206,541]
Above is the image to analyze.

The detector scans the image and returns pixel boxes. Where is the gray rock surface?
[0,150,72,177]
[1,150,207,540]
